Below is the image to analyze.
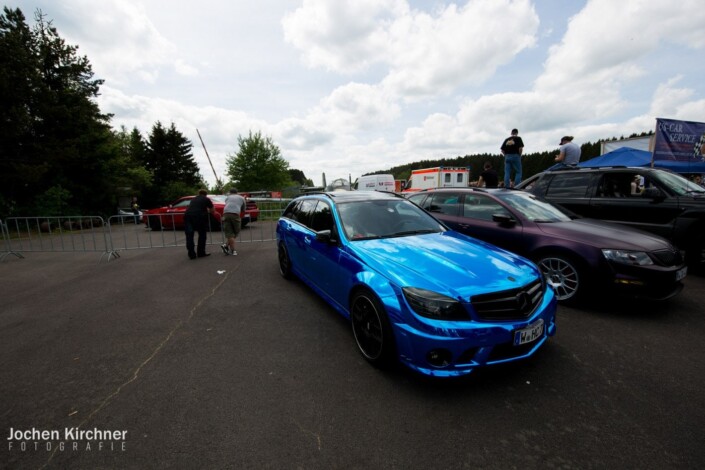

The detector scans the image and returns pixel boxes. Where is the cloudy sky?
[11,0,705,186]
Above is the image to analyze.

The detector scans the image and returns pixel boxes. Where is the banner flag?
[654,118,705,162]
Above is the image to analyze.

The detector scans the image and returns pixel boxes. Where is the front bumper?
[391,290,558,377]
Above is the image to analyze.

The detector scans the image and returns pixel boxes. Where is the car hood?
[350,232,540,300]
[536,219,673,251]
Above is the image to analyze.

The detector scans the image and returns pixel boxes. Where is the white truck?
[403,166,471,192]
[356,174,396,192]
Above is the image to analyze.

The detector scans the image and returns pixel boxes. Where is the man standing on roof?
[500,128,524,188]
[555,136,581,166]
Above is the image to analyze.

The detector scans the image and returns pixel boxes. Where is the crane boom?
[196,128,221,187]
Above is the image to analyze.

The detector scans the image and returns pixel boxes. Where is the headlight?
[402,287,468,320]
[602,249,653,266]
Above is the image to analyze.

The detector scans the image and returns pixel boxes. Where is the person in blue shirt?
[555,136,581,166]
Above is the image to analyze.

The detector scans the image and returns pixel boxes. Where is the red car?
[143,195,259,231]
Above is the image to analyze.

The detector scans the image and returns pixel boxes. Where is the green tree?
[0,7,117,216]
[107,126,153,205]
[143,121,203,204]
[225,131,290,191]
[288,168,312,186]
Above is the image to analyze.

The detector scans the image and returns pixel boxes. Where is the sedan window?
[499,193,571,222]
[173,199,192,208]
[428,193,461,216]
[462,195,510,222]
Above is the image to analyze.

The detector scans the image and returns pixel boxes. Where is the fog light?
[426,349,452,368]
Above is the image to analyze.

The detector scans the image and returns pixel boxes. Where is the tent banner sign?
[654,118,705,162]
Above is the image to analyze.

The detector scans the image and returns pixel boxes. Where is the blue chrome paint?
[276,193,557,377]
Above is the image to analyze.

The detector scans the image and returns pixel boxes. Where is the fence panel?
[2,216,110,260]
[0,200,291,263]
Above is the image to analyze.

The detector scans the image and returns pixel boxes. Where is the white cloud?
[13,0,705,187]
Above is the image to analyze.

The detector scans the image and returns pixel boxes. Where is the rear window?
[544,173,592,198]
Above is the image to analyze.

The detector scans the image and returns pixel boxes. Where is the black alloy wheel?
[350,290,395,368]
[278,242,293,279]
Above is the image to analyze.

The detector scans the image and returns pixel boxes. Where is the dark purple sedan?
[407,188,687,304]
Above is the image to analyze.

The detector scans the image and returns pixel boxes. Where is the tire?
[350,290,396,368]
[686,234,705,275]
[278,242,294,279]
[535,254,583,304]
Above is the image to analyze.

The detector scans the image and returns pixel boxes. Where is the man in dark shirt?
[184,189,214,259]
[500,128,524,188]
[478,161,499,188]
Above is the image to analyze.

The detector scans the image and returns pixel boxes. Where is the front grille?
[651,248,683,267]
[471,278,543,321]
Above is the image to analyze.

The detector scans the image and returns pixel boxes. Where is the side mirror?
[492,214,516,226]
[315,229,337,244]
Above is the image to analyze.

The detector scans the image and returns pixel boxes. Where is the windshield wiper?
[386,229,437,238]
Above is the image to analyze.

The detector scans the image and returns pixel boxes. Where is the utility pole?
[196,129,222,189]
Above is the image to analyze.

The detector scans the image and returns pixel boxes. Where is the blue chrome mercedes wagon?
[276,191,557,377]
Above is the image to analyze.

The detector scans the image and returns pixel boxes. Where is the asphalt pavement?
[1,239,704,469]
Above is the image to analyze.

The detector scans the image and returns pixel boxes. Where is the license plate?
[676,266,687,281]
[514,319,544,346]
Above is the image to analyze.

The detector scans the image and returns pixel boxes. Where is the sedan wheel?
[536,255,581,302]
[278,242,293,279]
[351,291,395,367]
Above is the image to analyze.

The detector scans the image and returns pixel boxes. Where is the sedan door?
[454,194,526,253]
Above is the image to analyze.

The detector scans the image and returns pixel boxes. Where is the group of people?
[473,129,581,188]
[184,187,246,260]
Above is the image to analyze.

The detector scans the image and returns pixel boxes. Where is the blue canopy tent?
[578,146,705,173]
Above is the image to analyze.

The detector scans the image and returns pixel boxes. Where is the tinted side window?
[285,199,317,227]
[282,200,299,219]
[544,173,592,197]
[310,202,334,232]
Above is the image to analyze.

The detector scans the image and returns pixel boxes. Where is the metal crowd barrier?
[0,200,290,263]
[1,216,109,259]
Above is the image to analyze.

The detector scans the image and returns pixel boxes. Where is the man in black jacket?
[184,189,214,259]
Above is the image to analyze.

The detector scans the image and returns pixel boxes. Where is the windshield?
[655,171,705,196]
[336,199,445,240]
[498,192,571,222]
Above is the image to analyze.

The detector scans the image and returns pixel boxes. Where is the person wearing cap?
[555,136,581,166]
[500,128,524,188]
[221,187,246,256]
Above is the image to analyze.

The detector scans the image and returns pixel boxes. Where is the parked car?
[406,188,686,304]
[142,195,259,231]
[116,207,143,223]
[276,191,557,377]
[516,166,705,272]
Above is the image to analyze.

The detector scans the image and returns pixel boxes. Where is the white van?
[356,174,396,192]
